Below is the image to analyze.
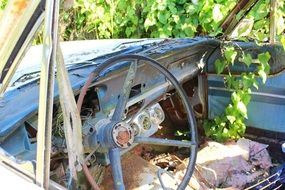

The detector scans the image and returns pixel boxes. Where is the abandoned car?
[0,0,285,189]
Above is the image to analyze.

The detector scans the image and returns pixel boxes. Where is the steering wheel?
[77,54,198,190]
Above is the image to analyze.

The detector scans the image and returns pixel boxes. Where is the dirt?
[100,152,158,190]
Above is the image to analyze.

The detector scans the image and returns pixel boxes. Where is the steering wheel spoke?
[112,60,138,122]
[108,148,125,190]
[134,136,196,148]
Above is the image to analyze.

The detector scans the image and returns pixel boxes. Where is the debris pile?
[175,138,272,190]
[100,138,273,189]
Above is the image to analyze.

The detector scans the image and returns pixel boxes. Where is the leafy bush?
[59,0,284,41]
[61,0,237,40]
[200,0,284,142]
[1,0,284,41]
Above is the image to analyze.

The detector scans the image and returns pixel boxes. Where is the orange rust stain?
[100,152,157,190]
[11,0,28,16]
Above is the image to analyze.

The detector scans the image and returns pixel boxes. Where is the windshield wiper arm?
[12,71,41,86]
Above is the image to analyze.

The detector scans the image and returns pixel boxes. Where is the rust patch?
[117,130,130,145]
[11,0,28,16]
[0,0,30,54]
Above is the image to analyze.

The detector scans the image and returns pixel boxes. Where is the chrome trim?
[36,0,59,188]
[209,86,285,99]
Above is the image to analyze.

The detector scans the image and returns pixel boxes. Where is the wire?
[82,163,101,190]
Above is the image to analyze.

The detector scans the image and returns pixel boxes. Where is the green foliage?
[204,47,271,142]
[49,0,236,40]
[0,0,7,17]
[1,0,285,41]
[58,0,285,40]
[224,46,237,64]
[202,0,276,142]
[174,130,190,137]
[0,0,6,8]
[214,59,225,75]
[246,0,271,41]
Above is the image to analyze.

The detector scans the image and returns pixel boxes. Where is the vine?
[203,45,271,142]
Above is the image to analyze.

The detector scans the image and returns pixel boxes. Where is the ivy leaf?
[174,130,188,137]
[186,4,196,15]
[242,54,252,67]
[172,15,180,23]
[168,4,177,14]
[225,75,239,90]
[231,92,240,105]
[157,0,167,11]
[203,120,215,137]
[224,46,237,64]
[253,81,259,90]
[184,26,194,37]
[226,115,236,124]
[281,36,285,51]
[241,73,257,90]
[144,15,156,30]
[258,69,267,83]
[158,12,170,24]
[158,13,167,24]
[125,27,132,37]
[240,92,251,105]
[225,104,234,115]
[258,52,271,66]
[237,123,246,135]
[257,52,270,76]
[214,59,225,74]
[213,4,223,22]
[237,101,247,118]
[255,31,268,42]
[223,128,229,134]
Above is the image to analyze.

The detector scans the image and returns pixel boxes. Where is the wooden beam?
[270,0,278,44]
[221,0,259,37]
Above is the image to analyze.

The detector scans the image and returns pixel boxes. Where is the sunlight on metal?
[270,0,278,44]
[134,137,196,147]
[111,60,137,122]
[36,0,59,188]
[221,0,259,38]
[56,43,85,188]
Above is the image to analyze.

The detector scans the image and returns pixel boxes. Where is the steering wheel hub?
[112,122,134,148]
